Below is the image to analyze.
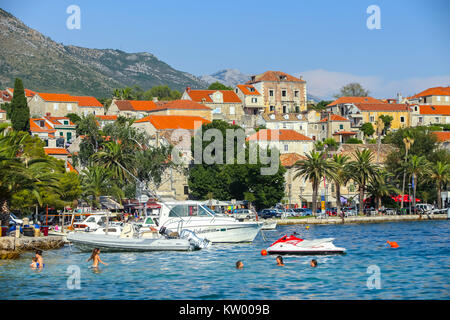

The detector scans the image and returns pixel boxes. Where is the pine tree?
[10,78,30,132]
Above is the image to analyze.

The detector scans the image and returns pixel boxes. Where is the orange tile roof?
[186,90,242,103]
[247,71,305,84]
[419,105,450,115]
[96,115,118,121]
[134,115,210,130]
[319,114,350,122]
[114,100,157,112]
[66,161,78,174]
[354,103,409,111]
[29,118,56,133]
[38,93,77,102]
[280,153,306,167]
[153,100,212,111]
[432,131,450,142]
[246,129,313,142]
[44,116,75,126]
[44,148,70,155]
[327,96,385,107]
[71,96,103,107]
[236,84,260,96]
[408,86,450,99]
[8,88,36,97]
[0,109,6,113]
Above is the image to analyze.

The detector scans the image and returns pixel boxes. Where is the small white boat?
[266,234,346,255]
[261,221,277,230]
[67,224,210,252]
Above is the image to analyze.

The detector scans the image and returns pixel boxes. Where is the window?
[283,122,287,128]
[269,90,274,97]
[251,97,257,103]
[370,116,375,122]
[67,132,72,141]
[184,186,189,195]
[283,106,287,113]
[294,91,299,97]
[446,97,449,102]
[339,124,344,130]
[322,125,325,130]
[437,96,441,102]
[299,125,302,131]
[414,106,418,111]
[64,120,69,125]
[235,88,238,93]
[400,116,405,123]
[418,117,422,123]
[229,106,235,115]
[270,105,275,112]
[284,144,288,151]
[67,104,72,111]
[53,103,59,110]
[282,90,286,97]
[435,117,440,123]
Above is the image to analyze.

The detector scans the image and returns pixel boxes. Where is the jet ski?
[266,234,346,255]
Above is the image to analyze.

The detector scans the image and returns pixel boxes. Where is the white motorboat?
[261,221,277,230]
[266,234,346,255]
[157,201,263,243]
[67,223,209,252]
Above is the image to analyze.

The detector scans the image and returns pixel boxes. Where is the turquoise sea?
[0,220,449,300]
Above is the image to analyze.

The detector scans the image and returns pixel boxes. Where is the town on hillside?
[1,71,449,221]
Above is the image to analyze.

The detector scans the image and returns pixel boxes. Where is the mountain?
[0,8,208,97]
[200,69,250,87]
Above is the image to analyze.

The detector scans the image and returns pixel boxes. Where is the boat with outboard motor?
[67,223,210,252]
[156,201,263,243]
[266,234,346,255]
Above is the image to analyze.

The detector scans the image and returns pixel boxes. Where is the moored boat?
[266,234,346,255]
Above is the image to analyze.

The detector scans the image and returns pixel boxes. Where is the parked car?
[294,208,312,216]
[230,209,256,220]
[258,209,281,219]
[280,209,296,218]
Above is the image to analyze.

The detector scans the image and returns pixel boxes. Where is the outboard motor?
[180,229,211,249]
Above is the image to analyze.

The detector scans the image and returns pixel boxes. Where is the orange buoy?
[305,226,310,230]
[261,249,268,256]
[387,241,399,248]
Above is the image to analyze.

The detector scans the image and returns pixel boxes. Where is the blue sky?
[1,0,449,98]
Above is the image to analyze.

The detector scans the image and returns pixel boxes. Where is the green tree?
[427,161,449,209]
[346,138,363,144]
[334,82,369,98]
[330,154,350,220]
[366,170,399,211]
[10,78,30,132]
[379,115,393,134]
[294,151,336,216]
[347,149,379,215]
[360,122,375,137]
[66,113,82,125]
[207,82,233,91]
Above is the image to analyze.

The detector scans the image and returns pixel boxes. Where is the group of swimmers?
[30,248,108,270]
[236,257,318,269]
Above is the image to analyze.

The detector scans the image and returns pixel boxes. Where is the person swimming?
[35,250,44,269]
[87,248,108,268]
[30,257,38,269]
[310,259,318,267]
[276,256,285,266]
[236,260,244,269]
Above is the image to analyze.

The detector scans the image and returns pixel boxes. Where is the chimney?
[397,93,402,104]
[186,87,191,93]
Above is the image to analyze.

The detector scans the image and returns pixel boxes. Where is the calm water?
[1,220,449,300]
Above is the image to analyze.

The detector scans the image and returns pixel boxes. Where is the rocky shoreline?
[0,236,66,259]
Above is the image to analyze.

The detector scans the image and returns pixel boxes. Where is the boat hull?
[162,220,262,243]
[67,233,193,252]
[267,238,346,255]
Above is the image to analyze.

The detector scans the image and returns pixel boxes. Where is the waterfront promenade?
[275,213,448,225]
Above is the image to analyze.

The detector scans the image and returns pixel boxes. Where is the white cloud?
[296,69,450,100]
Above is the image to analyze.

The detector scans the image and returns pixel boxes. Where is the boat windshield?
[168,204,215,217]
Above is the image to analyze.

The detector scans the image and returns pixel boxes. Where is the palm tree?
[401,135,414,209]
[428,161,449,209]
[91,141,135,183]
[294,151,336,216]
[330,154,350,221]
[406,155,428,216]
[81,166,114,208]
[367,170,399,211]
[347,149,378,215]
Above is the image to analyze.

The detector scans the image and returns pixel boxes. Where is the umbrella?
[391,195,421,203]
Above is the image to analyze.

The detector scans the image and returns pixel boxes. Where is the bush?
[346,138,363,144]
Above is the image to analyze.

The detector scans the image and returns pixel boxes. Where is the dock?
[0,236,66,259]
[275,213,448,225]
